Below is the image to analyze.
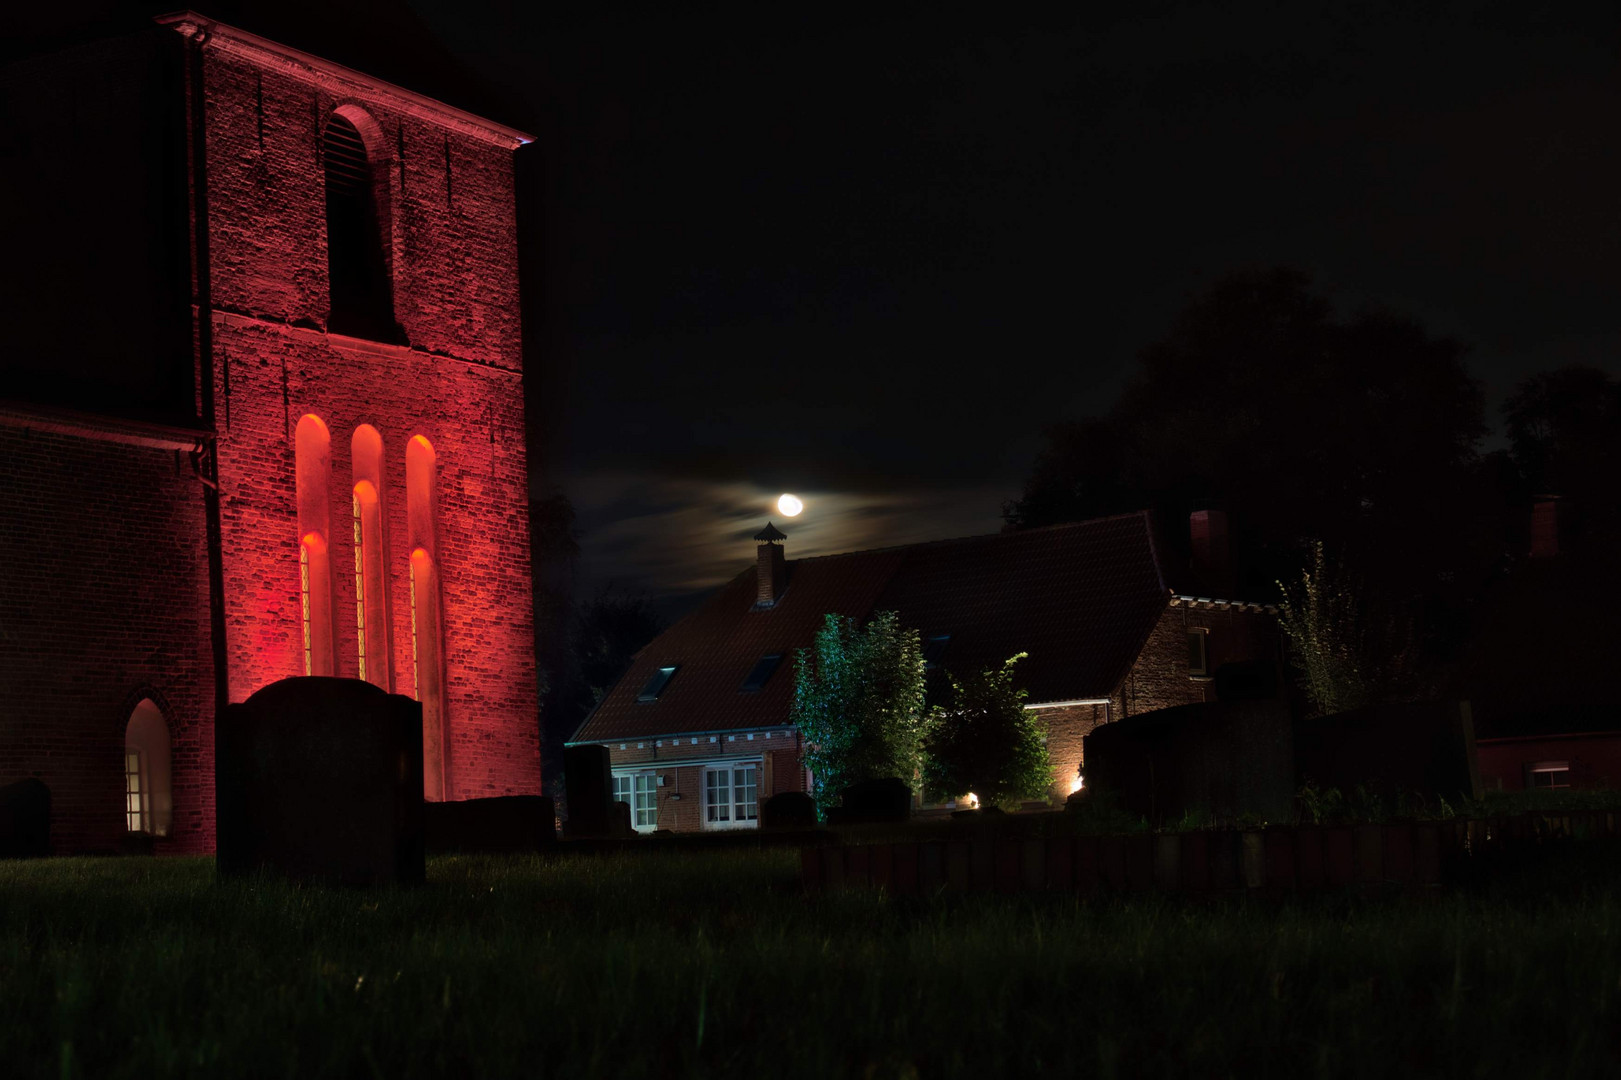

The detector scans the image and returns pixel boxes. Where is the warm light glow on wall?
[351,425,390,691]
[294,415,335,676]
[406,435,446,800]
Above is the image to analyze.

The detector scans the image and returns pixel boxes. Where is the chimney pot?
[1189,509,1234,597]
[1530,497,1562,559]
[755,522,787,606]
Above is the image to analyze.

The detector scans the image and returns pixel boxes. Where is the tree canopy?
[1006,266,1496,632]
[791,611,930,816]
[922,654,1053,810]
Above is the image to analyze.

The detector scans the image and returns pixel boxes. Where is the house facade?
[0,13,542,853]
[570,512,1279,832]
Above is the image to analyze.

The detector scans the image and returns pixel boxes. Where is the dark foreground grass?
[3,847,1620,1079]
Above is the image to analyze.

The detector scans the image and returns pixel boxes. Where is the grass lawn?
[3,845,1620,1078]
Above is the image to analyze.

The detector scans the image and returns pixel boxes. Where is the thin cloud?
[570,471,1008,597]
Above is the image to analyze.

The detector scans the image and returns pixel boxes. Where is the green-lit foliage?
[923,653,1054,810]
[791,611,929,816]
[1276,540,1417,718]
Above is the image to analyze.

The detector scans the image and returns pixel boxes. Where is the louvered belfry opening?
[324,115,401,342]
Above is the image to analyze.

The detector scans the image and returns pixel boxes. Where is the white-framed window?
[703,763,760,829]
[1527,761,1571,790]
[125,749,148,833]
[1187,627,1209,677]
[611,771,659,832]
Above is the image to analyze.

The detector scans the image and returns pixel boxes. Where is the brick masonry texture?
[0,429,215,854]
[0,22,540,852]
[605,731,803,833]
[199,40,539,802]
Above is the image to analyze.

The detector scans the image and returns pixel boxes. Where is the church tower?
[0,12,542,853]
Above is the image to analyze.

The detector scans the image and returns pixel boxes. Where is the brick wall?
[195,38,540,800]
[0,427,215,854]
[1117,601,1278,719]
[604,730,802,832]
[1034,703,1109,798]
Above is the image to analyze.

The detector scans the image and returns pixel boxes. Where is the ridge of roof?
[782,509,1159,565]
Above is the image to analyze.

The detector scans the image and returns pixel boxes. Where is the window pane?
[740,654,783,693]
[637,665,680,703]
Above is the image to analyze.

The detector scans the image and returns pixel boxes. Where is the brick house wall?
[604,731,802,832]
[1476,735,1621,793]
[0,425,215,854]
[189,26,540,800]
[1038,600,1280,797]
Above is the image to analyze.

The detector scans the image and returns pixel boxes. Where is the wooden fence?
[800,811,1620,896]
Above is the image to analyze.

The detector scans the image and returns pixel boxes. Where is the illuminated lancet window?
[323,110,400,342]
[124,699,172,837]
[351,425,391,691]
[406,435,447,800]
[295,414,335,676]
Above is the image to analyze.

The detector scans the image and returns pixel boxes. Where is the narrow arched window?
[324,112,398,342]
[406,435,447,800]
[295,414,335,676]
[351,425,391,691]
[125,699,172,837]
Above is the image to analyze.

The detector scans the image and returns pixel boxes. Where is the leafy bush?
[792,611,929,817]
[922,653,1054,810]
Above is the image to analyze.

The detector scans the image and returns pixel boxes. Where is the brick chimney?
[1530,496,1562,559]
[1189,509,1234,597]
[755,521,788,606]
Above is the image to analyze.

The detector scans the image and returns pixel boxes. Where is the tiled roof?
[571,512,1171,744]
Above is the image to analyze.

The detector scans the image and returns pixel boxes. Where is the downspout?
[184,24,231,718]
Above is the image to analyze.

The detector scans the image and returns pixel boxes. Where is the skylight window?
[923,634,951,670]
[637,665,679,703]
[740,654,784,693]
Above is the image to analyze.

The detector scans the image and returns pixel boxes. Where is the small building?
[1453,498,1621,793]
[569,511,1279,832]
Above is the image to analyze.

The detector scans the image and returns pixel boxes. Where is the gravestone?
[562,743,612,838]
[216,677,424,885]
[762,791,817,830]
[829,777,911,825]
[0,777,50,858]
[424,796,556,854]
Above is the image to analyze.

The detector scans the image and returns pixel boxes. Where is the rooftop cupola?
[755,521,788,607]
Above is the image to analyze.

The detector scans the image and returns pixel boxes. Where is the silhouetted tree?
[1501,365,1621,549]
[574,587,667,705]
[1007,267,1497,665]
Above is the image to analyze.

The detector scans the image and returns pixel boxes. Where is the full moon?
[777,493,804,517]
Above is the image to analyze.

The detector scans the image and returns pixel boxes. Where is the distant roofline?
[782,509,1160,565]
[0,398,211,452]
[155,11,535,148]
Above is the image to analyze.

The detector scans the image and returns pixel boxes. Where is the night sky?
[39,2,1621,606]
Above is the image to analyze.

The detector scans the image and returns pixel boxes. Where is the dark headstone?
[762,791,817,830]
[0,778,50,858]
[609,799,633,838]
[216,676,424,886]
[424,796,556,854]
[1082,700,1295,825]
[119,831,156,857]
[837,777,912,824]
[562,744,612,837]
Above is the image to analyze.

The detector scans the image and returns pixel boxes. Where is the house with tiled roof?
[569,511,1279,832]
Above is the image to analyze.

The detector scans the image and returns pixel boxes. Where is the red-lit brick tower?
[0,12,542,853]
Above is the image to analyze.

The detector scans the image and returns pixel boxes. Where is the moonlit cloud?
[569,471,1009,600]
